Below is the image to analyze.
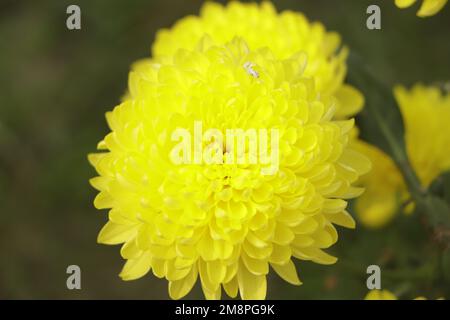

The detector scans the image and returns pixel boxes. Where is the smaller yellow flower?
[365,290,398,300]
[395,0,448,17]
[355,84,450,228]
[354,139,405,228]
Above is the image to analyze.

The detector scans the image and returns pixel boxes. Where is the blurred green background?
[1,0,449,299]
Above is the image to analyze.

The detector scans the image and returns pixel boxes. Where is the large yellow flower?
[356,84,450,228]
[143,1,364,120]
[89,37,370,299]
[395,0,448,17]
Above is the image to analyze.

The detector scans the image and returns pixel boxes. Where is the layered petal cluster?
[356,84,450,228]
[395,0,448,17]
[144,1,364,120]
[89,37,370,299]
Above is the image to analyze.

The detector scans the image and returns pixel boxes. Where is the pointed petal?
[237,261,267,300]
[168,266,198,300]
[271,260,302,285]
[223,276,239,298]
[119,251,152,281]
[97,221,136,245]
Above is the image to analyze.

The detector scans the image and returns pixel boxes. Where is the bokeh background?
[1,0,449,299]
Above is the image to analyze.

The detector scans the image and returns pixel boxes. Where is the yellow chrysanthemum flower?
[144,1,364,120]
[365,290,398,300]
[89,37,370,300]
[395,0,448,17]
[356,84,450,228]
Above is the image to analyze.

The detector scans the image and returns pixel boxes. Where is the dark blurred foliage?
[0,0,449,299]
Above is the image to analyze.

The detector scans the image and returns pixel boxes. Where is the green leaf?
[347,53,406,162]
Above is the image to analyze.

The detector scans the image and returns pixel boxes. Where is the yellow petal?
[335,85,365,118]
[166,261,192,281]
[313,225,337,248]
[271,260,302,285]
[323,199,347,214]
[87,153,106,167]
[395,0,417,8]
[273,223,295,245]
[269,244,291,265]
[120,239,142,259]
[199,259,220,293]
[292,247,338,265]
[355,192,398,228]
[151,258,165,279]
[243,240,273,260]
[89,176,110,191]
[202,285,222,300]
[97,221,136,245]
[94,191,114,209]
[417,0,448,16]
[207,260,227,285]
[119,251,152,281]
[223,276,239,298]
[242,252,269,275]
[237,261,267,300]
[291,217,319,234]
[339,148,372,176]
[326,210,356,229]
[168,266,198,300]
